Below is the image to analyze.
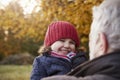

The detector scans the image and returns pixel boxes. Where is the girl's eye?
[59,39,65,42]
[70,41,75,45]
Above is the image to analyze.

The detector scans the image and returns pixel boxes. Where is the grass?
[0,65,32,80]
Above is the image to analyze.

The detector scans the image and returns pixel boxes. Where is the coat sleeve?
[30,57,47,80]
[41,74,115,80]
[41,75,79,80]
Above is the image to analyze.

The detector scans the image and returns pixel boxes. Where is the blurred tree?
[0,0,103,59]
[0,1,42,58]
[0,1,23,56]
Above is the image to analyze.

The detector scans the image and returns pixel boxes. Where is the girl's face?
[51,38,76,56]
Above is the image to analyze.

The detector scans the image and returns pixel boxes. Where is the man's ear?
[98,32,108,54]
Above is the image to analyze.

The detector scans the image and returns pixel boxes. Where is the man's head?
[89,0,120,60]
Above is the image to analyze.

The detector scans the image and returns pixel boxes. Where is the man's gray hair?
[91,0,120,52]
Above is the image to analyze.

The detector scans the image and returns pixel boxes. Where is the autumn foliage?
[0,0,103,60]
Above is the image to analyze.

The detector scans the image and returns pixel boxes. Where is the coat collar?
[68,51,120,78]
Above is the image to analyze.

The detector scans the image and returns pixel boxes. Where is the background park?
[0,0,103,80]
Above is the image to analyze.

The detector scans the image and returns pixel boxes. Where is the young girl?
[30,21,87,80]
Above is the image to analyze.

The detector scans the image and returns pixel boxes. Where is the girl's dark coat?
[30,52,87,80]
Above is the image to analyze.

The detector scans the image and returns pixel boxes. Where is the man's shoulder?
[41,75,119,80]
[79,74,119,80]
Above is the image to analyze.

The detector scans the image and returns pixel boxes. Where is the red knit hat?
[44,21,80,47]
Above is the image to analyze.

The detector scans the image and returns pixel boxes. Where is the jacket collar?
[68,51,120,78]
